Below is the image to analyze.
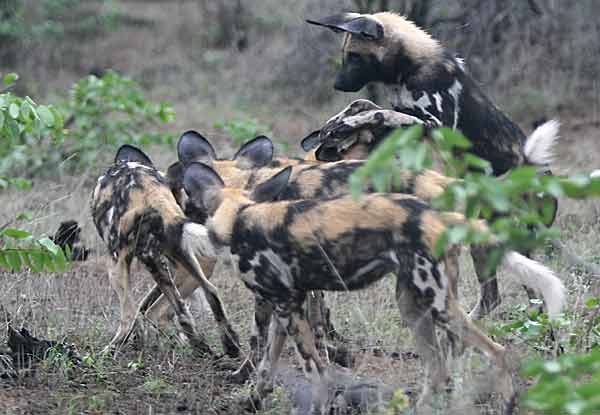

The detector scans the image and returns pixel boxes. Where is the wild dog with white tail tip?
[90,144,239,356]
[182,161,565,410]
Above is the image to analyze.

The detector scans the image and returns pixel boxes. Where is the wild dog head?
[182,161,291,246]
[307,12,443,92]
[169,131,305,218]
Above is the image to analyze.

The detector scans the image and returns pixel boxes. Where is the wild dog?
[170,131,562,317]
[145,131,562,379]
[305,12,556,174]
[90,144,239,356]
[306,12,561,317]
[181,161,565,410]
[166,132,457,365]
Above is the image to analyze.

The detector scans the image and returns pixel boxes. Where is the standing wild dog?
[142,131,562,377]
[166,131,458,367]
[90,144,239,356]
[305,12,561,317]
[181,161,565,411]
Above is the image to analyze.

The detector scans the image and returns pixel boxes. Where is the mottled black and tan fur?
[157,131,456,369]
[90,144,239,356]
[182,161,564,409]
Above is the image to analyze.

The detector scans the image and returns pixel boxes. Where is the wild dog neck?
[207,188,251,246]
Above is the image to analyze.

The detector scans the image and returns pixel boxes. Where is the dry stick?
[550,239,600,278]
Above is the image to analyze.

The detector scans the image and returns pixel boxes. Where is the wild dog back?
[91,160,185,259]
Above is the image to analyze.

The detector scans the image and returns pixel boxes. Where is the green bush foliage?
[349,125,600,413]
[58,70,175,171]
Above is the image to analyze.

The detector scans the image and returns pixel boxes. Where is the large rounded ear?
[233,135,274,169]
[300,130,323,152]
[315,144,342,162]
[183,162,225,216]
[115,144,154,167]
[250,166,292,203]
[306,13,384,40]
[177,130,217,165]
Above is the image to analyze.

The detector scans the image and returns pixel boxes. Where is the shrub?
[58,70,175,171]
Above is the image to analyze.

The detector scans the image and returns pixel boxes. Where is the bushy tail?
[523,120,561,166]
[438,212,565,319]
[181,222,216,260]
[499,251,565,319]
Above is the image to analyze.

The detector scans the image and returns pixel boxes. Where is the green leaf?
[1,228,32,239]
[9,102,19,119]
[5,250,22,272]
[3,73,19,87]
[37,105,55,127]
[432,127,472,150]
[0,110,4,129]
[38,237,60,255]
[0,252,9,270]
[30,251,44,272]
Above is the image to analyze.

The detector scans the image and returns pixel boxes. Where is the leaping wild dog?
[90,144,239,356]
[181,160,565,411]
[305,12,561,317]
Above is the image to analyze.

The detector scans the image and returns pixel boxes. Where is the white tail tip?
[524,120,561,166]
[502,251,566,319]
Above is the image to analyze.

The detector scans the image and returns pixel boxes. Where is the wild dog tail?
[438,212,566,319]
[180,222,217,261]
[523,119,561,166]
[500,251,565,319]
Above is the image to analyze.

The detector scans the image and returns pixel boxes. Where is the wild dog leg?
[231,297,273,383]
[255,316,288,398]
[395,283,447,405]
[180,252,240,357]
[443,247,464,356]
[256,303,329,412]
[104,255,135,352]
[443,298,513,401]
[469,245,501,319]
[307,291,331,364]
[139,252,212,355]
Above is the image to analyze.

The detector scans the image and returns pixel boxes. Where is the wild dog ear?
[177,130,217,165]
[115,144,154,167]
[183,162,225,215]
[166,161,184,190]
[315,144,342,162]
[306,13,384,41]
[250,166,292,203]
[232,135,274,169]
[300,130,323,152]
